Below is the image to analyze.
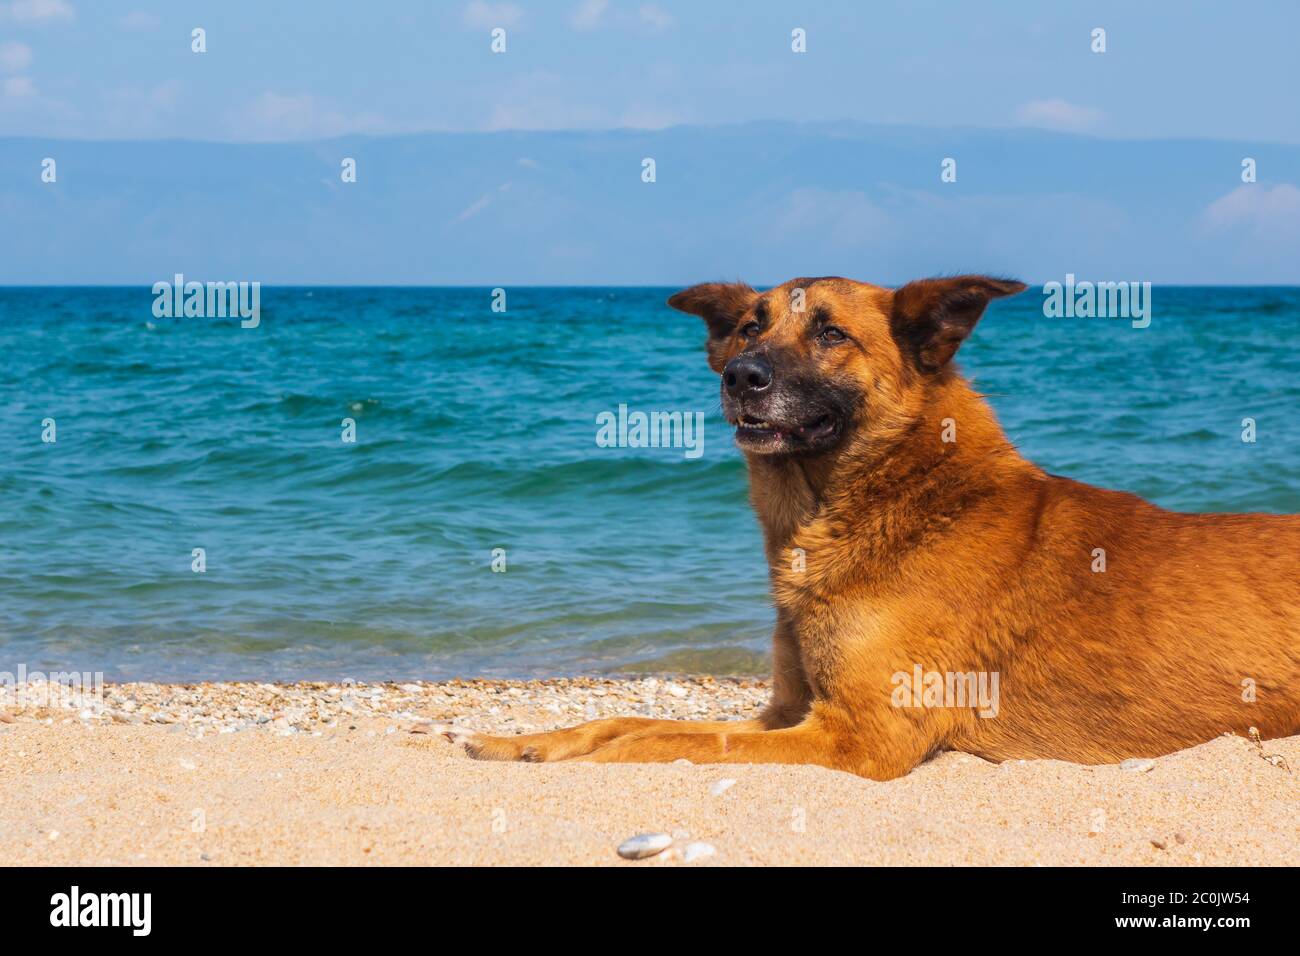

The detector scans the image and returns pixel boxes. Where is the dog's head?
[668,275,1025,456]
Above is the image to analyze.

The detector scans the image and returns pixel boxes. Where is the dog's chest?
[769,505,928,694]
[785,590,903,697]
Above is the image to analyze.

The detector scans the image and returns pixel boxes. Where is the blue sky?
[2,1,1298,284]
[1,0,1298,143]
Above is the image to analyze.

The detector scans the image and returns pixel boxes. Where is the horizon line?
[3,283,1299,290]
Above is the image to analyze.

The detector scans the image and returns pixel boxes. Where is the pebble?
[683,841,716,863]
[0,676,770,741]
[1120,758,1156,773]
[710,778,737,796]
[617,833,673,860]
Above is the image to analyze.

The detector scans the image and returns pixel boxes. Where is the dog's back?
[960,475,1300,763]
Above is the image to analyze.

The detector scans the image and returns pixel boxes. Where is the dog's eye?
[818,326,846,344]
[740,322,761,338]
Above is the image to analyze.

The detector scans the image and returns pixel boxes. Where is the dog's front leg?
[441,620,812,762]
[572,704,924,780]
[440,717,767,762]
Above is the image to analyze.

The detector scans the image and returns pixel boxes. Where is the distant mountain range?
[2,122,1298,285]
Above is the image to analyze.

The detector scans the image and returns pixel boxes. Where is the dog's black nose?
[723,354,773,397]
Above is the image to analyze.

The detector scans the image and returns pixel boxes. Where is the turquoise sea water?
[1,286,1297,680]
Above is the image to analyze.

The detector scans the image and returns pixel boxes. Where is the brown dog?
[446,276,1300,779]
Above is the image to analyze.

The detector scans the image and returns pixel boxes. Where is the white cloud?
[485,71,605,130]
[568,2,672,34]
[226,91,396,142]
[462,1,522,30]
[570,0,607,31]
[120,10,159,31]
[639,4,674,31]
[453,181,512,223]
[1015,98,1104,132]
[483,70,681,131]
[242,92,351,139]
[617,106,677,129]
[0,41,33,72]
[773,187,892,246]
[455,194,493,222]
[1201,183,1300,239]
[98,79,181,130]
[2,0,74,23]
[3,75,36,98]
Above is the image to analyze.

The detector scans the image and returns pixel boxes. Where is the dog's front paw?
[427,723,538,761]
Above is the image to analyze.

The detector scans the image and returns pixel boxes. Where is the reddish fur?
[457,276,1300,779]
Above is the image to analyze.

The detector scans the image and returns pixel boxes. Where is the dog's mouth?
[734,411,840,452]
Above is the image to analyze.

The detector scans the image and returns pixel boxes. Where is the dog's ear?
[668,282,757,370]
[890,276,1026,372]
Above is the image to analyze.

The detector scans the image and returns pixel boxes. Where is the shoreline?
[2,678,1296,866]
[0,676,772,735]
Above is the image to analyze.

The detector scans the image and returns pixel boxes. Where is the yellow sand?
[2,709,1296,866]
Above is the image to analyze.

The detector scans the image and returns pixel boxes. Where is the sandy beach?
[1,677,1295,866]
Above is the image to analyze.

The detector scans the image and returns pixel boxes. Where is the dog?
[443,275,1300,779]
